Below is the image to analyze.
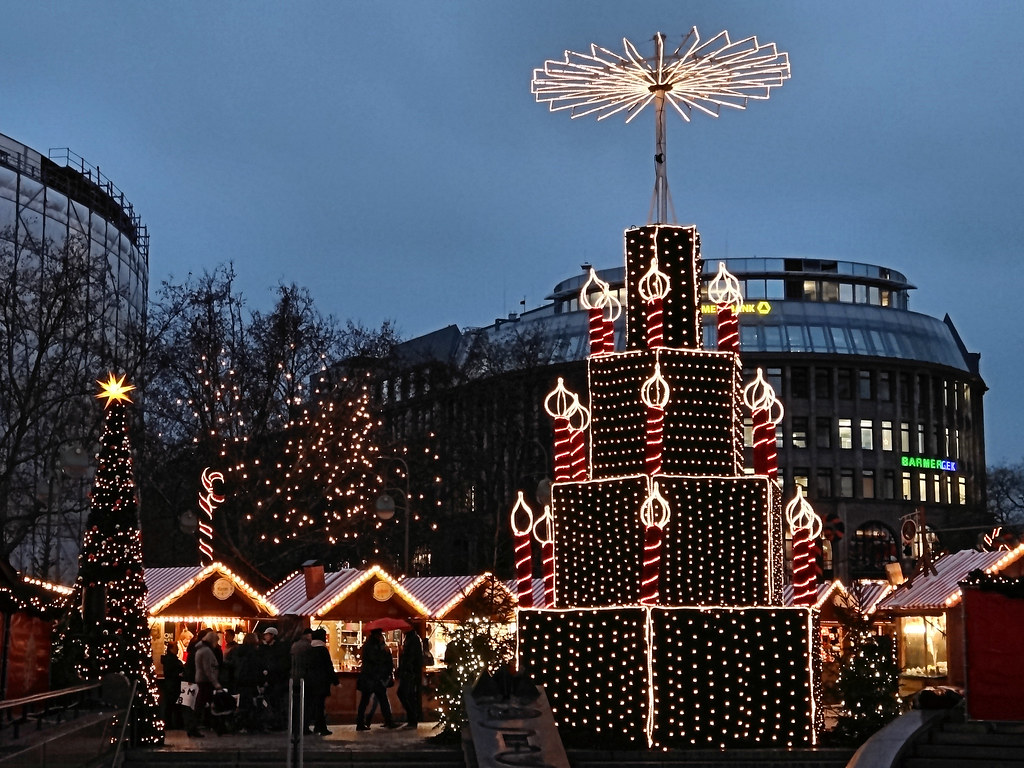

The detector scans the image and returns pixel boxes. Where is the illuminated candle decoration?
[639,481,671,604]
[640,360,671,476]
[742,369,784,480]
[533,504,556,607]
[197,467,225,563]
[544,378,588,482]
[707,262,743,354]
[510,492,535,608]
[580,268,622,355]
[637,256,671,349]
[786,487,823,606]
[524,26,812,749]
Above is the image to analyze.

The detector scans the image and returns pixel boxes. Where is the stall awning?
[145,562,278,618]
[782,579,850,610]
[268,565,428,621]
[878,546,1024,613]
[401,574,514,621]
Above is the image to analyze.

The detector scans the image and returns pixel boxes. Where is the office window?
[743,416,753,448]
[816,469,833,498]
[917,424,926,453]
[838,369,854,400]
[958,477,967,505]
[883,470,896,499]
[840,469,854,498]
[839,419,853,449]
[862,469,876,499]
[901,422,911,453]
[933,474,941,503]
[902,471,912,500]
[860,419,874,450]
[918,473,927,502]
[899,372,912,405]
[766,368,783,395]
[816,417,832,449]
[791,417,808,449]
[878,371,892,402]
[815,368,832,399]
[858,370,874,400]
[790,367,809,399]
[793,469,809,492]
[881,421,893,451]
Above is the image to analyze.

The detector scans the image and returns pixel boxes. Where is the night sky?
[3,1,1021,463]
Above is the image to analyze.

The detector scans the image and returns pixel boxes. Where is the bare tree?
[987,461,1024,527]
[0,230,137,577]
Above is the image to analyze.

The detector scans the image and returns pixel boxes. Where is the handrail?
[0,682,104,739]
[0,682,101,713]
[110,679,138,768]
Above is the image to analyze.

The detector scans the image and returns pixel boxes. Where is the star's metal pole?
[653,87,668,224]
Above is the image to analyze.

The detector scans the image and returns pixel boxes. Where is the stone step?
[124,749,465,767]
[567,748,853,768]
[931,729,1024,748]
[916,742,1024,762]
[905,759,1024,768]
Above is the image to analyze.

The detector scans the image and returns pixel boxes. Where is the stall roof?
[782,580,850,610]
[269,565,428,618]
[145,562,278,616]
[401,574,514,619]
[853,580,896,616]
[878,546,1024,613]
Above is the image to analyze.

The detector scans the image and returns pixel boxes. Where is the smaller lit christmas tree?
[833,629,901,745]
[63,374,163,744]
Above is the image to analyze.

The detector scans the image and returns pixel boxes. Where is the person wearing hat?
[257,626,290,730]
[397,627,425,729]
[187,630,224,737]
[302,627,339,735]
[356,628,397,730]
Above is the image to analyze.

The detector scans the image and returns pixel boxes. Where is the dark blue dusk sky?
[2,1,1022,463]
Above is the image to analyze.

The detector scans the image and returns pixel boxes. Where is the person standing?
[303,628,339,735]
[231,633,267,732]
[257,626,290,730]
[159,643,184,730]
[356,628,397,730]
[187,631,223,737]
[397,627,424,728]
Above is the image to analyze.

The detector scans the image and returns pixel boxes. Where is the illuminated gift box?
[588,349,743,479]
[517,605,820,749]
[622,224,702,351]
[552,475,784,608]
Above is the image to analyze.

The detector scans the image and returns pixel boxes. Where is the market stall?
[145,561,278,675]
[268,563,428,720]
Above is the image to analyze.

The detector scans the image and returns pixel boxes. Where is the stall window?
[900,615,947,678]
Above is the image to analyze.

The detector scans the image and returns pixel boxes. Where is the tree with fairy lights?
[58,374,163,744]
[832,627,901,745]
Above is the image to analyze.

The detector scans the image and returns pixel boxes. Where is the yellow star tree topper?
[96,372,135,408]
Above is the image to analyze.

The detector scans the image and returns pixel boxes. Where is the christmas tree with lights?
[65,374,163,744]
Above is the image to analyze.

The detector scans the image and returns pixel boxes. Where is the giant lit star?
[96,372,135,408]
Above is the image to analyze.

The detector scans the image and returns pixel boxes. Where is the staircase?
[124,748,466,767]
[901,720,1024,768]
[565,748,853,768]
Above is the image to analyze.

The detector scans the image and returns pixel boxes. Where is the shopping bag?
[177,681,198,709]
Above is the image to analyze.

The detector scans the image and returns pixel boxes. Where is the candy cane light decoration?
[198,466,225,563]
[637,255,671,350]
[510,492,535,608]
[786,486,822,606]
[580,268,621,355]
[545,378,589,481]
[742,368,784,481]
[639,480,671,605]
[707,262,743,354]
[641,360,671,476]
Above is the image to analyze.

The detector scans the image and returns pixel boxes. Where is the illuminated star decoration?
[532,28,790,222]
[96,372,136,408]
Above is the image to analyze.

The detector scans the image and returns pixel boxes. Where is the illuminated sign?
[700,301,772,315]
[901,455,958,472]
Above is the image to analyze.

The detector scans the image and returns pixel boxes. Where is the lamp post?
[375,455,411,574]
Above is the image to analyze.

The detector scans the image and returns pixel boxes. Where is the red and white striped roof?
[400,574,513,619]
[878,546,1024,613]
[782,579,849,609]
[144,562,278,616]
[268,565,428,618]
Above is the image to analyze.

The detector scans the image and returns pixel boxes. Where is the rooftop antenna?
[532,28,790,224]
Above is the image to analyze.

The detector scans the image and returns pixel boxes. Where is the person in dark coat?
[356,628,397,730]
[257,627,290,730]
[231,632,268,732]
[397,627,424,728]
[302,627,339,735]
[159,643,184,730]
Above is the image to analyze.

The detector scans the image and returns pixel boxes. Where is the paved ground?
[159,721,451,752]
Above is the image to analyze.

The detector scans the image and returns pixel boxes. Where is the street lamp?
[375,455,411,574]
